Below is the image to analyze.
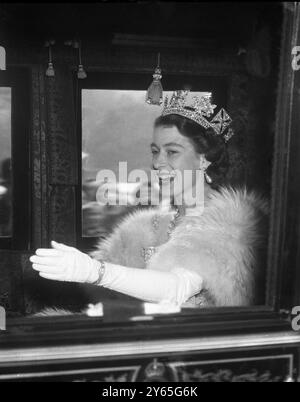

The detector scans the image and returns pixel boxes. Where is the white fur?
[34,307,80,317]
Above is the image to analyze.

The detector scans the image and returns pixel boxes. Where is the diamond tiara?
[161,90,234,142]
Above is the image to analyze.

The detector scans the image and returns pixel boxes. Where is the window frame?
[0,67,31,251]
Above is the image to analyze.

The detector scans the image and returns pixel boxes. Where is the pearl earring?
[204,172,213,184]
[199,156,212,184]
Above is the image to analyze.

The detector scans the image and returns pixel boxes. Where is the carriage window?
[74,61,275,313]
[82,89,210,238]
[0,87,12,237]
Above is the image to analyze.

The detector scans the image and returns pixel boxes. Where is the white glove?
[100,265,203,306]
[30,241,204,306]
[30,241,100,284]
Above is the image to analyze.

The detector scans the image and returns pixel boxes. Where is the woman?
[30,91,269,309]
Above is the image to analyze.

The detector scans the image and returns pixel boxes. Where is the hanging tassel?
[45,40,55,77]
[65,39,87,79]
[146,53,163,105]
[77,40,87,79]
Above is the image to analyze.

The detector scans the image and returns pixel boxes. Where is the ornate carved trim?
[168,354,293,382]
[0,354,294,382]
[31,65,48,247]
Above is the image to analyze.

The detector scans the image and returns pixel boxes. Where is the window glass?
[82,90,210,238]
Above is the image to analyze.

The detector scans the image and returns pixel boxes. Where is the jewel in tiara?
[161,90,234,142]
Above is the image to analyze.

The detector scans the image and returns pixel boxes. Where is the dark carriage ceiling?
[0,2,283,48]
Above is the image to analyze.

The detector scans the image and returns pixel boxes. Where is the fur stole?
[91,185,269,307]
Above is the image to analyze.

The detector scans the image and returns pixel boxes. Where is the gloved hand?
[30,241,101,284]
[30,241,204,306]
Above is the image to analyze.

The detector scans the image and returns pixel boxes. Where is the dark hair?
[154,114,229,188]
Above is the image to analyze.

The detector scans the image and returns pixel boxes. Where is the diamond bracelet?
[92,260,106,286]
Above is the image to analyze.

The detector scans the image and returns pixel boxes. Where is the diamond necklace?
[166,207,181,238]
[142,207,181,263]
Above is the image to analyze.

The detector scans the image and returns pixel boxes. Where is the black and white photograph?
[0,1,300,385]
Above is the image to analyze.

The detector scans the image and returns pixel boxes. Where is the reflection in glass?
[81,90,210,238]
[0,87,12,237]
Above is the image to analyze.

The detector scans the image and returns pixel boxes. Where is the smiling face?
[151,125,200,172]
[151,125,203,204]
